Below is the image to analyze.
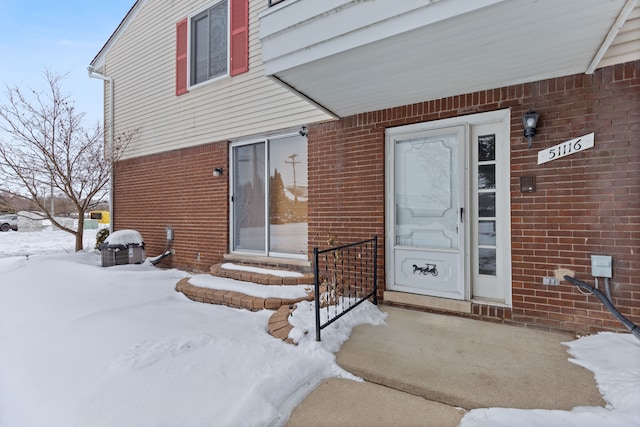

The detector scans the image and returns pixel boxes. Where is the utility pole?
[285,154,300,201]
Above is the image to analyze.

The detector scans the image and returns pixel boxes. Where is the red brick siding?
[112,61,639,334]
[508,62,640,334]
[307,117,385,252]
[113,142,229,272]
[308,60,640,335]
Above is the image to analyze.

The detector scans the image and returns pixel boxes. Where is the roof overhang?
[260,0,639,118]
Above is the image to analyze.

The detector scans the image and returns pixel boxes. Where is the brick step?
[175,265,315,343]
[176,277,314,311]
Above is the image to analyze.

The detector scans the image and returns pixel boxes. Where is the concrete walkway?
[286,306,604,426]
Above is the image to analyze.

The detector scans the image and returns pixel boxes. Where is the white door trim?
[385,109,512,306]
[386,125,468,300]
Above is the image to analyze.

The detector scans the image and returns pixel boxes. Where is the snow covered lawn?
[0,231,385,426]
[0,230,639,427]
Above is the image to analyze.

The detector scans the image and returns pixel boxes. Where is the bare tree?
[0,70,135,251]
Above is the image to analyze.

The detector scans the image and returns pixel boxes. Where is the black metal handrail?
[313,236,378,341]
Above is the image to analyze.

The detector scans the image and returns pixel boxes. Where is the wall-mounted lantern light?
[213,167,223,177]
[522,110,539,150]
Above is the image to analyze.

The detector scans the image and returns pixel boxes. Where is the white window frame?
[230,132,309,260]
[188,0,230,90]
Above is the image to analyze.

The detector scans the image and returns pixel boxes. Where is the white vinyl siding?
[103,0,333,160]
[598,5,640,69]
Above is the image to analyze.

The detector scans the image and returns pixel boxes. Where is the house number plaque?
[537,133,594,165]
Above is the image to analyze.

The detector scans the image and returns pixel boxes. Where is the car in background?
[0,214,18,232]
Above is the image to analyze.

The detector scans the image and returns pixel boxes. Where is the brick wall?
[509,62,640,333]
[113,141,229,272]
[112,60,639,334]
[307,117,386,254]
[307,60,640,335]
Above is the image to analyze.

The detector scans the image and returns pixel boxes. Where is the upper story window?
[176,0,248,96]
[191,1,228,85]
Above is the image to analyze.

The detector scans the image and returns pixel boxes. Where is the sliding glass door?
[233,142,266,252]
[231,133,308,258]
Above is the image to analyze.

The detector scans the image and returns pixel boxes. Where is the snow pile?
[104,229,144,246]
[0,239,385,427]
[189,274,311,299]
[221,262,303,277]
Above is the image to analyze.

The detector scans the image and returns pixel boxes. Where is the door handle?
[460,207,464,223]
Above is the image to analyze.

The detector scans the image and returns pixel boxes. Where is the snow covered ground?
[1,229,639,427]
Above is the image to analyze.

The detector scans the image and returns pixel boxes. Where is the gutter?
[87,66,115,232]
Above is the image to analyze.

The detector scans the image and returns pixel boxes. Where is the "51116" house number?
[537,133,594,165]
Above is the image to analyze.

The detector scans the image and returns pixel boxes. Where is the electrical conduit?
[564,275,640,341]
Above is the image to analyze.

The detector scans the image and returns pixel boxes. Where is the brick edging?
[176,277,314,311]
[176,277,304,343]
[267,304,297,344]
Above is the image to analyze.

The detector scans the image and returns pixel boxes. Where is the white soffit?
[271,0,630,117]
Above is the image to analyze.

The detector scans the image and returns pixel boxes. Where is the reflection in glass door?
[478,134,497,276]
[268,134,308,256]
[471,121,507,302]
[231,134,308,258]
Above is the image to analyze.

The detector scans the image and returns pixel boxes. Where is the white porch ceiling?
[260,0,640,118]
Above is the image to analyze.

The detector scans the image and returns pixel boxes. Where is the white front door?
[386,110,511,304]
[387,125,467,300]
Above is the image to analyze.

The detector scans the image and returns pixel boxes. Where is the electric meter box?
[591,255,612,278]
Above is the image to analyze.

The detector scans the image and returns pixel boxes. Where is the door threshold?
[384,291,472,314]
